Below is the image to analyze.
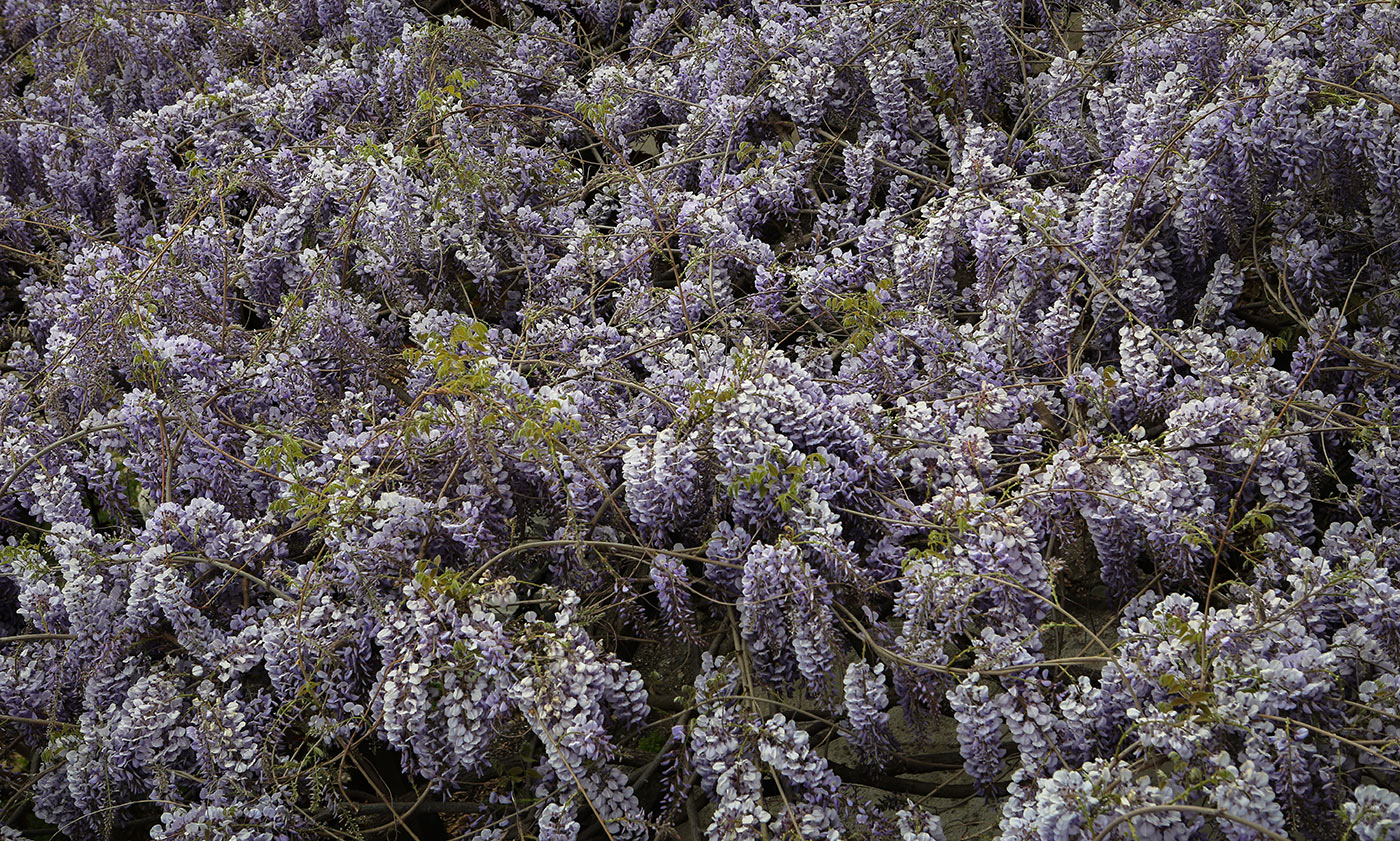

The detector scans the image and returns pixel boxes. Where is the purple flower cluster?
[2,0,1400,837]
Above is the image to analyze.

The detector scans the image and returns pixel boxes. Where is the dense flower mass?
[2,0,1400,838]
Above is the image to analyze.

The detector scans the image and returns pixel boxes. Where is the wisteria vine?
[2,0,1400,838]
